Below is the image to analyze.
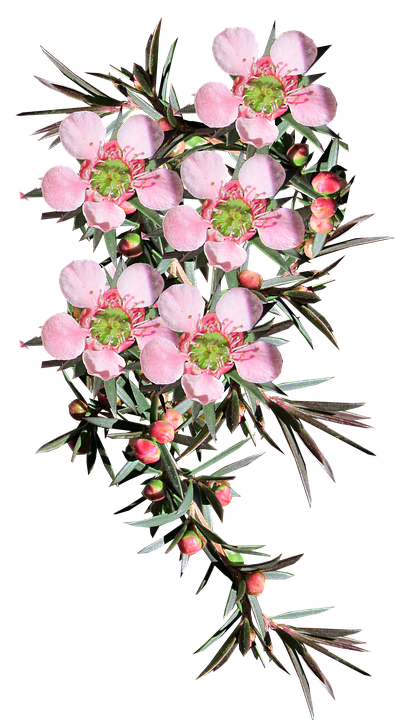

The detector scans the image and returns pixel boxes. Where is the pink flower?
[42,259,178,381]
[41,111,183,232]
[162,152,305,271]
[140,284,282,405]
[195,28,337,148]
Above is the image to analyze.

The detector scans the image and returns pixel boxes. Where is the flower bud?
[311,171,345,195]
[142,479,166,501]
[131,437,161,464]
[213,483,232,507]
[158,118,175,132]
[246,571,266,597]
[249,629,256,647]
[309,215,334,234]
[117,233,143,258]
[161,408,183,430]
[149,420,175,444]
[303,237,314,259]
[224,549,244,564]
[310,197,337,219]
[238,270,263,290]
[68,399,88,421]
[286,143,309,167]
[178,530,203,556]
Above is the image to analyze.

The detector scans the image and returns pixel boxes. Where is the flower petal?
[158,284,205,333]
[236,116,278,149]
[257,208,305,250]
[117,114,164,160]
[180,151,229,200]
[141,338,186,384]
[42,166,88,212]
[213,27,258,76]
[59,259,108,308]
[42,313,88,359]
[83,199,126,232]
[270,30,317,77]
[235,340,282,383]
[83,348,126,380]
[136,168,183,210]
[135,318,180,351]
[59,111,105,159]
[238,154,285,199]
[288,84,337,126]
[163,206,209,250]
[216,287,262,331]
[182,372,224,405]
[117,263,164,308]
[205,239,247,271]
[195,82,240,128]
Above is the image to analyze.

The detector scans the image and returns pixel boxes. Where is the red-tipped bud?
[303,237,314,259]
[246,571,266,597]
[178,530,203,556]
[149,420,175,444]
[131,437,161,464]
[309,215,334,234]
[286,143,309,167]
[158,118,175,132]
[311,171,346,195]
[238,270,263,290]
[213,483,232,507]
[161,408,183,430]
[224,549,244,564]
[310,197,337,219]
[117,232,143,258]
[68,399,88,421]
[249,629,256,647]
[142,479,166,501]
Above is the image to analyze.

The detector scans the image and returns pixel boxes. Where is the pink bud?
[178,530,203,556]
[117,233,143,258]
[149,420,175,444]
[213,483,232,507]
[246,571,266,597]
[158,118,175,132]
[309,215,334,234]
[286,143,309,167]
[161,408,183,430]
[238,270,263,290]
[68,399,88,420]
[131,437,161,464]
[310,197,337,219]
[142,479,166,501]
[311,172,345,195]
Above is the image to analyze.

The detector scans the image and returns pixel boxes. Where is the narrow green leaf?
[263,21,276,56]
[40,46,110,97]
[129,196,163,225]
[199,484,224,522]
[148,19,161,83]
[239,617,252,656]
[196,562,215,595]
[62,370,86,403]
[283,112,323,150]
[283,643,314,719]
[196,630,238,678]
[192,439,249,475]
[249,236,292,272]
[165,522,188,553]
[224,585,238,617]
[95,434,115,480]
[272,607,333,621]
[278,378,332,392]
[138,525,180,554]
[36,428,79,453]
[159,38,178,101]
[194,609,241,653]
[160,444,184,497]
[319,235,391,256]
[127,481,193,528]
[104,378,117,416]
[104,230,117,265]
[211,453,264,477]
[248,595,266,640]
[111,460,146,486]
[277,417,311,506]
[114,496,146,515]
[290,300,338,348]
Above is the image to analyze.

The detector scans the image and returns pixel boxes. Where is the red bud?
[142,479,166,501]
[161,408,183,430]
[68,399,88,420]
[246,571,266,597]
[213,483,232,507]
[238,270,263,290]
[286,143,309,166]
[310,197,337,219]
[309,215,334,234]
[149,420,175,444]
[178,530,203,556]
[117,233,143,258]
[131,437,161,464]
[311,171,345,195]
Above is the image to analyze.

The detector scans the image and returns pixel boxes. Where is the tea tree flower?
[42,111,183,231]
[140,284,282,405]
[195,27,337,148]
[163,152,305,271]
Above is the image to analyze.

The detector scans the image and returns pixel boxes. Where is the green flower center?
[90,307,131,346]
[211,198,253,238]
[243,75,284,114]
[189,331,230,371]
[90,159,131,197]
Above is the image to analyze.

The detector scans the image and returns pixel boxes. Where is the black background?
[10,14,396,719]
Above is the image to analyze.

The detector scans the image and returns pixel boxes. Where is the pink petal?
[135,318,180,351]
[216,287,262,332]
[257,208,305,250]
[158,285,205,333]
[117,263,164,308]
[180,151,229,200]
[163,206,209,251]
[59,259,108,308]
[235,340,282,383]
[141,338,186,384]
[182,373,224,405]
[83,199,126,232]
[205,239,247,271]
[59,111,105,159]
[213,27,258,76]
[288,84,337,126]
[270,31,317,77]
[42,166,88,212]
[42,313,88,359]
[82,348,126,380]
[236,116,278,148]
[195,82,241,128]
[136,168,183,210]
[238,154,285,199]
[117,114,164,160]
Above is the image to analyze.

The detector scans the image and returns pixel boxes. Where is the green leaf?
[289,174,319,199]
[129,380,150,413]
[165,521,188,553]
[104,378,117,416]
[36,428,79,453]
[114,496,146,515]
[159,38,178,101]
[129,196,163,225]
[298,636,370,676]
[224,585,238,617]
[248,595,266,640]
[319,235,391,256]
[289,301,338,348]
[272,607,333,621]
[263,21,276,56]
[211,453,264,477]
[192,439,250,475]
[312,232,328,258]
[138,525,180,554]
[126,89,163,121]
[203,402,217,440]
[239,617,251,656]
[127,480,193,528]
[104,230,117,265]
[132,62,153,96]
[196,562,215,595]
[40,46,111,97]
[249,236,292,272]
[199,484,224,522]
[160,444,184,497]
[196,629,239,678]
[277,417,311,506]
[148,19,161,83]
[194,608,241,653]
[111,460,146,487]
[61,370,86,403]
[283,643,314,719]
[95,434,115,480]
[283,112,323,151]
[278,377,332,392]
[263,571,293,580]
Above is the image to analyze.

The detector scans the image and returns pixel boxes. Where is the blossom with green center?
[211,198,253,237]
[90,159,131,197]
[90,307,131,345]
[188,331,231,371]
[243,75,284,114]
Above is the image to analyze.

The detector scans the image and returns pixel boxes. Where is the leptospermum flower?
[163,152,305,271]
[41,111,183,232]
[42,259,178,381]
[140,284,282,405]
[195,27,337,148]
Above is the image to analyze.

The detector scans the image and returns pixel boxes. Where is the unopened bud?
[310,197,337,219]
[118,232,143,258]
[246,571,266,597]
[161,408,183,430]
[303,237,314,259]
[131,437,161,464]
[178,530,203,556]
[238,270,263,290]
[68,399,88,420]
[142,479,166,501]
[149,420,175,444]
[158,118,175,132]
[309,215,334,234]
[249,629,256,647]
[224,549,244,564]
[312,171,346,195]
[286,143,309,167]
[213,483,232,507]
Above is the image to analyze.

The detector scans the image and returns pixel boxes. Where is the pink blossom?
[140,284,282,405]
[163,151,305,271]
[195,28,337,148]
[41,111,183,232]
[41,259,178,381]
